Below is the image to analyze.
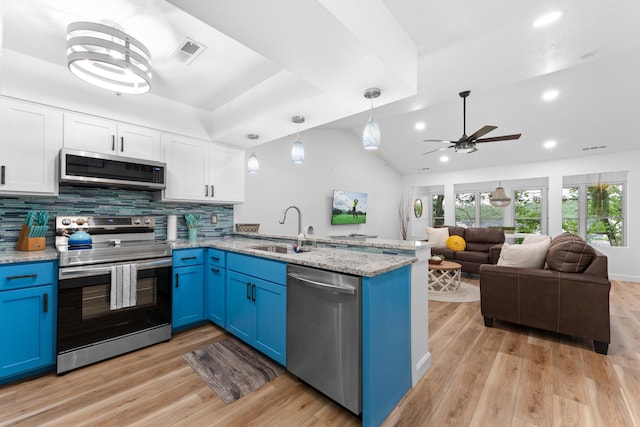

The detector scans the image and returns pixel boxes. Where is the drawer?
[227,253,286,285]
[0,261,55,291]
[207,248,226,267]
[173,248,204,267]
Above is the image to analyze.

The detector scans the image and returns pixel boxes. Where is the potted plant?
[429,254,445,264]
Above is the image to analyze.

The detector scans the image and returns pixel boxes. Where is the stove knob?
[61,218,71,226]
[144,218,151,225]
[133,218,141,225]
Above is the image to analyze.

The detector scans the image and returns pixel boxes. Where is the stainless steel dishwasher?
[286,264,361,415]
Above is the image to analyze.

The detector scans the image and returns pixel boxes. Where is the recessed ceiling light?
[542,90,559,101]
[544,140,557,149]
[415,121,426,131]
[440,155,449,163]
[533,11,563,27]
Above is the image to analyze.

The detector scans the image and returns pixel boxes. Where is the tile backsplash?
[0,185,234,249]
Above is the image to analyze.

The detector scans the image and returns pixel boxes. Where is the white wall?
[402,149,640,282]
[234,128,404,239]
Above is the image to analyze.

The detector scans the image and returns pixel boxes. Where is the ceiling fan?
[423,90,521,155]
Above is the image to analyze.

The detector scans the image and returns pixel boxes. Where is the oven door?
[57,258,172,353]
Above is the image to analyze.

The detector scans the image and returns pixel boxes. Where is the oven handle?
[59,257,172,280]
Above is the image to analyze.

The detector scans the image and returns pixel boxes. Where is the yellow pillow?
[446,235,466,251]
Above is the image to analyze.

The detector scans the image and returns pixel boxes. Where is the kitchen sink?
[250,244,311,254]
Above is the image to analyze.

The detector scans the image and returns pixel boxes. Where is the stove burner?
[56,216,170,267]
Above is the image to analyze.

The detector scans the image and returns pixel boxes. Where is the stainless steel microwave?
[59,148,166,190]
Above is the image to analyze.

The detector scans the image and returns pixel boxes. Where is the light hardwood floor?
[1,278,638,426]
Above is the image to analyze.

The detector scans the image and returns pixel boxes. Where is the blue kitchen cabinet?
[205,248,226,327]
[0,261,56,382]
[172,248,204,330]
[226,253,286,365]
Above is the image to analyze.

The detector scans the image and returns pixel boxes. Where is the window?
[455,192,476,226]
[431,193,445,227]
[480,192,503,227]
[514,189,543,233]
[562,172,626,247]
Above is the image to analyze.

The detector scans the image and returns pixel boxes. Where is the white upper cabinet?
[210,144,245,203]
[0,98,63,196]
[63,113,162,162]
[158,133,245,204]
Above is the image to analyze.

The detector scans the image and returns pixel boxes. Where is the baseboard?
[609,274,640,283]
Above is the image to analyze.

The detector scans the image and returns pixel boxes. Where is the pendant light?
[489,183,511,207]
[246,134,259,174]
[363,87,381,150]
[66,21,152,94]
[291,116,305,163]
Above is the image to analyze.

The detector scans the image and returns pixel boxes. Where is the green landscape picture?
[331,190,367,225]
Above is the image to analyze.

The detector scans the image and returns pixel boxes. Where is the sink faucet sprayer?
[279,205,302,235]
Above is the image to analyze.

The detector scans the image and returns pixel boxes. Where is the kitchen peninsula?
[171,233,432,427]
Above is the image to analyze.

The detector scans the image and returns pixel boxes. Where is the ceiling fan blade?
[423,146,453,155]
[475,133,522,143]
[423,139,456,144]
[467,125,497,141]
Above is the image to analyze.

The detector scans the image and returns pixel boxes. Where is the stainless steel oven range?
[55,216,172,374]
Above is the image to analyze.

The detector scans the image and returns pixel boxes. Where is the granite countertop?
[233,231,433,251]
[170,236,417,277]
[0,247,59,264]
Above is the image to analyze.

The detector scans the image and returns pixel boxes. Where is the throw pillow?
[425,227,449,247]
[446,235,466,251]
[522,235,551,245]
[497,240,550,269]
[546,240,596,273]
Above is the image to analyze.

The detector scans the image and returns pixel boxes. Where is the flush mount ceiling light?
[67,21,152,94]
[532,11,563,27]
[363,87,381,150]
[489,184,511,207]
[542,89,559,101]
[247,134,259,174]
[291,116,305,164]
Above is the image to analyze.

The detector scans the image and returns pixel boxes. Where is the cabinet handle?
[7,273,38,280]
[43,293,49,313]
[210,256,219,262]
[120,136,124,152]
[210,185,214,198]
[210,267,220,273]
[111,135,115,151]
[246,282,251,300]
[1,165,5,185]
[205,185,209,197]
[181,256,197,261]
[175,273,179,288]
[251,284,256,301]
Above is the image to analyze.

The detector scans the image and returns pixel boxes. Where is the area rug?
[183,337,286,403]
[429,281,480,303]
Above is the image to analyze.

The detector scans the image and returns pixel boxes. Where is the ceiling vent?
[173,37,207,65]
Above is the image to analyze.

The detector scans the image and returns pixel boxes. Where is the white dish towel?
[110,264,138,310]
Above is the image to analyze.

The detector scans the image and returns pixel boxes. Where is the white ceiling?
[3,0,640,175]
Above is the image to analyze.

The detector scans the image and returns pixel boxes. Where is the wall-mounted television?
[331,190,367,225]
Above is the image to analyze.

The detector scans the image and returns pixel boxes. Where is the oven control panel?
[55,216,156,241]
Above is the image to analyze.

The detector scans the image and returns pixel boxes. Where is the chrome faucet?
[279,205,302,235]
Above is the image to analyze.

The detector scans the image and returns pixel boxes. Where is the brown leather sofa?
[479,233,611,354]
[431,226,505,274]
